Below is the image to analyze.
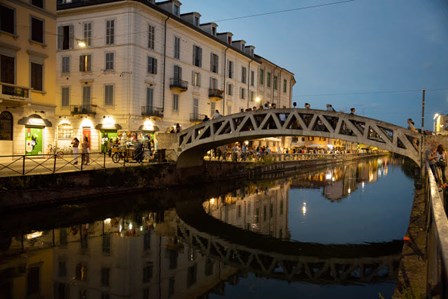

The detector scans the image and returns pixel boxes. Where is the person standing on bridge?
[212,109,222,119]
[436,144,447,185]
[425,142,439,184]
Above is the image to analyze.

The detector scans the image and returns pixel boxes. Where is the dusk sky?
[181,0,448,129]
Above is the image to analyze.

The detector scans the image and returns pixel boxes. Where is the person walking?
[71,137,80,164]
[81,136,90,165]
[436,144,447,185]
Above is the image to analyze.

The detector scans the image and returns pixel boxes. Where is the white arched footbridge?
[177,108,421,168]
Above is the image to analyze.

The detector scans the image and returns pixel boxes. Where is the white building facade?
[56,0,296,152]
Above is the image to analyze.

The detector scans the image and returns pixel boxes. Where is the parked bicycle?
[47,144,65,158]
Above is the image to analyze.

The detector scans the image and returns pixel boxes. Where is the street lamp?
[434,113,440,134]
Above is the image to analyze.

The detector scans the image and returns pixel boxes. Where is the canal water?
[0,156,415,299]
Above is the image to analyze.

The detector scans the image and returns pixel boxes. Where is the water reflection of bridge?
[176,200,402,284]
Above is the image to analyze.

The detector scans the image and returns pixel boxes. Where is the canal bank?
[0,154,386,211]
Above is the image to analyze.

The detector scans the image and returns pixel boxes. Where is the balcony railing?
[71,105,96,116]
[141,106,163,118]
[169,78,188,92]
[0,83,31,103]
[190,113,207,123]
[208,88,224,101]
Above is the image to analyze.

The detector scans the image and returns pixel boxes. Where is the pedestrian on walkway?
[436,144,447,185]
[71,137,80,164]
[81,136,90,165]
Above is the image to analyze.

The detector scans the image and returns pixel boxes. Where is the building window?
[83,22,92,47]
[101,268,110,286]
[193,98,199,118]
[0,111,13,141]
[102,234,110,255]
[58,25,73,50]
[143,262,153,283]
[173,65,182,80]
[79,55,91,72]
[241,67,247,83]
[32,0,43,8]
[27,266,40,296]
[273,75,278,90]
[147,56,157,74]
[174,36,180,59]
[250,70,255,86]
[146,88,154,109]
[209,77,218,90]
[75,263,88,281]
[267,72,271,88]
[172,94,179,112]
[192,71,200,87]
[227,60,233,78]
[173,4,180,16]
[61,87,70,107]
[0,5,15,34]
[148,24,155,49]
[143,231,151,251]
[0,54,14,84]
[105,52,114,71]
[57,123,73,139]
[250,91,254,102]
[227,83,233,96]
[106,20,114,45]
[193,45,202,67]
[58,261,67,277]
[283,79,287,93]
[31,17,44,43]
[259,69,264,85]
[31,62,43,91]
[61,56,70,73]
[240,87,245,100]
[104,84,114,106]
[82,86,91,109]
[210,53,219,73]
[187,264,197,287]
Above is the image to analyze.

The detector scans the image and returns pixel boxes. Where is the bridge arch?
[177,108,421,168]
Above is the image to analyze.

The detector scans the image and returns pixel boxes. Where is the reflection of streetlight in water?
[301,202,307,216]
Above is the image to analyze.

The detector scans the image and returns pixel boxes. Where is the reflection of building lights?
[25,231,43,239]
[140,226,144,232]
[119,224,122,232]
[128,222,133,230]
[302,202,307,216]
[104,218,111,224]
[325,171,332,181]
[348,188,351,194]
[362,181,365,190]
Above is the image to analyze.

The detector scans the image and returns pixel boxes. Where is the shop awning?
[18,114,52,127]
[95,124,122,130]
[138,125,160,132]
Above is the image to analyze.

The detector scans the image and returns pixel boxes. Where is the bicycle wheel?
[112,152,120,163]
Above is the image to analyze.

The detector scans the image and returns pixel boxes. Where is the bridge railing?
[0,149,177,177]
[425,162,448,298]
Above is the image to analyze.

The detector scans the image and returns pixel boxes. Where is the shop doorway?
[82,127,91,148]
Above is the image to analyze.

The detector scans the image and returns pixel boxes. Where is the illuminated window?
[57,123,73,139]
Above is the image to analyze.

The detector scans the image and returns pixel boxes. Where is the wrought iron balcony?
[208,88,224,101]
[141,106,163,118]
[190,113,207,123]
[169,78,188,92]
[71,105,96,116]
[0,83,31,103]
